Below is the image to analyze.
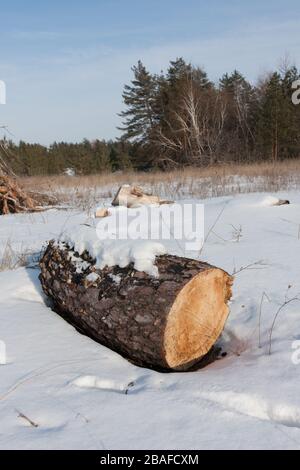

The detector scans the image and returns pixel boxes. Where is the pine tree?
[108,144,130,171]
[256,67,300,161]
[191,67,212,89]
[220,70,256,159]
[91,140,110,173]
[256,72,286,161]
[118,61,158,143]
[167,58,192,84]
[281,66,300,158]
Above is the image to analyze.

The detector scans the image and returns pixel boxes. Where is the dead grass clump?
[0,240,40,271]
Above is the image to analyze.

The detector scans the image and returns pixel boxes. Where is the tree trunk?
[39,241,233,371]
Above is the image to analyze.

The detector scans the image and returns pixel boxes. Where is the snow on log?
[39,241,233,371]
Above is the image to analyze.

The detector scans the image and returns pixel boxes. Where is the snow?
[109,274,121,284]
[0,191,300,449]
[62,206,167,274]
[61,203,202,276]
[260,195,281,206]
[85,272,100,283]
[73,375,128,393]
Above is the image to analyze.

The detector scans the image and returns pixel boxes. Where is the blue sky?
[0,0,299,144]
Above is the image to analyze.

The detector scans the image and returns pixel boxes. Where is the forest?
[2,57,300,175]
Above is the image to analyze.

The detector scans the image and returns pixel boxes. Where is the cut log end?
[164,269,232,369]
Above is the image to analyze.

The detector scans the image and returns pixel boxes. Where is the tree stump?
[39,241,233,371]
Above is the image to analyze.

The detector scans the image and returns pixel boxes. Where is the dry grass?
[20,160,300,208]
[0,240,40,272]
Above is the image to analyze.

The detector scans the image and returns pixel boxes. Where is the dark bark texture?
[39,241,231,371]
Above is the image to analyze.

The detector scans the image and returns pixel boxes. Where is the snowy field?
[1,190,300,449]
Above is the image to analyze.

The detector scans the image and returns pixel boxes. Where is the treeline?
[1,139,133,176]
[2,57,300,175]
[119,58,300,169]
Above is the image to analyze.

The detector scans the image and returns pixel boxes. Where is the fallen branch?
[0,175,49,215]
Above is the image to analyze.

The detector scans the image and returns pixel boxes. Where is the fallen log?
[112,184,173,208]
[39,241,233,371]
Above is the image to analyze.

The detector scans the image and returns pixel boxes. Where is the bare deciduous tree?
[153,80,227,167]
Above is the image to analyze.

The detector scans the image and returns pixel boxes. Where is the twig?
[258,291,271,348]
[284,285,292,303]
[160,211,187,258]
[0,125,15,137]
[230,224,243,242]
[199,201,229,255]
[15,409,39,428]
[232,260,268,276]
[211,230,228,242]
[268,296,300,354]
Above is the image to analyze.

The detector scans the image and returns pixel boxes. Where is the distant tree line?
[1,57,300,175]
[1,139,133,176]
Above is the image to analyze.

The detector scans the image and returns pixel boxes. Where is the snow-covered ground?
[1,190,300,449]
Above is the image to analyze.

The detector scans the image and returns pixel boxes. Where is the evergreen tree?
[220,70,256,159]
[109,146,119,172]
[280,66,300,158]
[256,72,287,161]
[109,141,133,171]
[91,139,111,173]
[118,61,158,143]
[191,67,212,89]
[167,57,192,84]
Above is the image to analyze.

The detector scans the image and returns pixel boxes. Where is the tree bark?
[39,241,233,371]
